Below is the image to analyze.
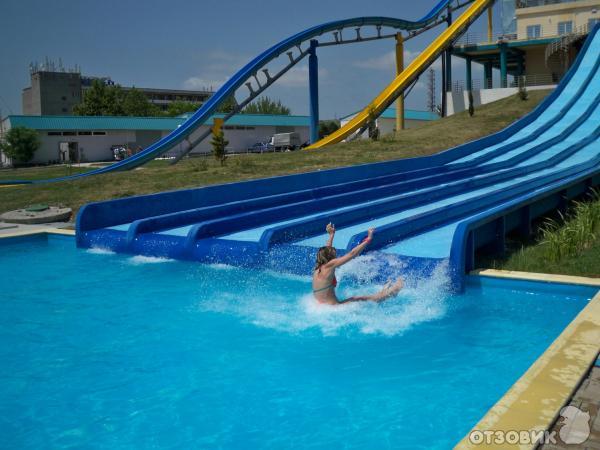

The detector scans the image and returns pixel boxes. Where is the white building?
[0,113,310,166]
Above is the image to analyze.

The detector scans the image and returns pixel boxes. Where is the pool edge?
[0,228,75,239]
[456,271,600,449]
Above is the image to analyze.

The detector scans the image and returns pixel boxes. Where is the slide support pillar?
[308,40,319,144]
[466,56,473,91]
[395,33,405,132]
[442,55,447,117]
[520,205,532,238]
[445,5,453,93]
[465,231,475,273]
[441,4,453,117]
[500,43,508,88]
[493,217,506,256]
[484,62,493,89]
[487,5,493,42]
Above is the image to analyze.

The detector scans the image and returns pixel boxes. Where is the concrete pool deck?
[457,270,600,449]
[0,221,75,238]
[0,229,598,448]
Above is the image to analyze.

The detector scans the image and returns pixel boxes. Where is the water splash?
[196,261,451,337]
[86,247,115,255]
[127,255,174,265]
[208,263,235,271]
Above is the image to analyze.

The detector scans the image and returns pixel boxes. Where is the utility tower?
[427,69,436,112]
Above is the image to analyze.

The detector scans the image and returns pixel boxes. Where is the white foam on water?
[262,269,312,283]
[127,255,174,265]
[197,261,451,337]
[86,247,115,255]
[208,263,235,271]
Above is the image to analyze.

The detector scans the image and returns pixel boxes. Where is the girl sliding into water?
[312,223,404,305]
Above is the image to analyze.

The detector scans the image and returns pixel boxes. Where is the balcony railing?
[455,26,583,46]
[452,73,559,92]
[516,0,587,8]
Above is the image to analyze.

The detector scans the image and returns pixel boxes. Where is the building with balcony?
[447,0,599,114]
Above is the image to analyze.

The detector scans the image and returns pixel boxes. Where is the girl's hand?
[326,223,336,235]
[365,228,375,243]
[367,228,375,238]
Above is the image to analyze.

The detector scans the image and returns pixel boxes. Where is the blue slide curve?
[4,0,457,185]
[77,25,600,291]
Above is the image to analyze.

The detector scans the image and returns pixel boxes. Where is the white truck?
[270,132,301,151]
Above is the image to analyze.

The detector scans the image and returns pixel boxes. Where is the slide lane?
[384,137,600,259]
[295,126,599,252]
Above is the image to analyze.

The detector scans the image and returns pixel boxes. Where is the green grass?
[491,238,600,277]
[0,90,550,216]
[479,192,600,278]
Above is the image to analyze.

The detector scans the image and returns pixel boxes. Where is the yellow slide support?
[306,0,493,150]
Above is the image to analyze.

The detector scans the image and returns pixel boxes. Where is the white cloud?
[183,76,228,91]
[353,50,422,71]
[277,66,329,88]
[182,50,246,91]
[351,48,467,75]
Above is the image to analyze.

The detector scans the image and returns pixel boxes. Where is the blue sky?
[0,0,502,119]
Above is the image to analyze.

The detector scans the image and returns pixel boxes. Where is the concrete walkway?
[0,221,74,237]
[540,360,600,449]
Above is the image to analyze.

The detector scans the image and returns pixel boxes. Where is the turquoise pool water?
[0,235,596,449]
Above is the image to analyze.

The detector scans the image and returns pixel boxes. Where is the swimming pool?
[1,234,596,449]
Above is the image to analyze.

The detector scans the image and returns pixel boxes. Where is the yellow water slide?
[307,0,493,149]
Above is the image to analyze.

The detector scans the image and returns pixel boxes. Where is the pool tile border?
[0,227,75,238]
[457,270,600,449]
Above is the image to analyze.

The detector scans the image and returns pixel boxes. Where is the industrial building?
[448,0,600,113]
[21,62,214,116]
[0,114,309,166]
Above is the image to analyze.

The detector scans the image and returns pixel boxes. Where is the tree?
[165,101,200,117]
[211,129,229,166]
[243,96,291,115]
[216,96,238,114]
[74,81,160,116]
[318,120,340,139]
[73,80,108,116]
[0,126,40,165]
[122,87,161,117]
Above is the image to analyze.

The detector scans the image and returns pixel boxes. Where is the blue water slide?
[4,1,459,185]
[76,26,600,291]
[167,56,600,249]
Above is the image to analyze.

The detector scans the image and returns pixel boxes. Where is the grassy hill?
[0,90,550,215]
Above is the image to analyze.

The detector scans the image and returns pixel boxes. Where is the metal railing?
[455,26,584,46]
[545,23,590,70]
[516,0,588,8]
[452,73,559,92]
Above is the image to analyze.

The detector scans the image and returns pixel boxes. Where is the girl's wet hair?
[314,246,337,271]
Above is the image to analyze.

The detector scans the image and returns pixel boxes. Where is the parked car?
[246,142,274,153]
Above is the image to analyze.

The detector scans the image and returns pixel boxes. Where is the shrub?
[468,91,475,117]
[517,77,529,101]
[211,129,229,166]
[540,189,600,262]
